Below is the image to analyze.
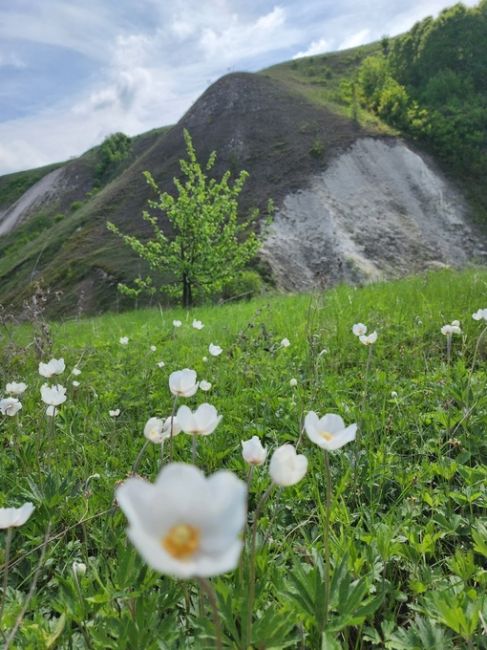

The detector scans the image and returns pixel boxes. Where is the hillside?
[1,1,486,317]
[2,268,487,647]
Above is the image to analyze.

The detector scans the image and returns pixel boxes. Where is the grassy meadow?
[1,268,487,648]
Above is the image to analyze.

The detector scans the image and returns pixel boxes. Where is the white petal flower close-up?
[352,323,367,337]
[72,368,82,376]
[173,320,182,328]
[72,561,87,577]
[169,369,198,397]
[0,502,35,529]
[269,445,308,486]
[199,380,212,392]
[209,343,222,357]
[305,412,357,451]
[6,382,27,396]
[289,378,298,387]
[116,463,247,578]
[177,403,222,436]
[241,436,267,466]
[72,381,80,388]
[144,416,181,444]
[359,331,378,346]
[280,338,290,348]
[39,358,65,378]
[119,336,129,345]
[150,345,157,352]
[472,308,487,321]
[441,323,462,336]
[41,384,67,417]
[0,397,22,417]
[109,409,121,417]
[157,361,165,368]
[192,319,204,330]
[41,384,67,407]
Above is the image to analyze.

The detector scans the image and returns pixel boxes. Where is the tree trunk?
[182,276,193,308]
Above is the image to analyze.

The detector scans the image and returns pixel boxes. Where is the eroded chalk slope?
[262,138,484,290]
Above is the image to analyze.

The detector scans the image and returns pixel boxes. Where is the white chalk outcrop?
[262,138,484,289]
[0,167,66,236]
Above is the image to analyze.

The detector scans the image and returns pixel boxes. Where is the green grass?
[1,269,487,648]
[261,42,395,134]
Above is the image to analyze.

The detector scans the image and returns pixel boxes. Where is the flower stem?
[192,435,197,464]
[357,345,374,445]
[73,571,93,649]
[245,483,275,648]
[4,522,52,649]
[197,577,222,650]
[446,333,452,365]
[132,440,149,474]
[470,325,487,376]
[323,451,332,630]
[0,527,13,640]
[169,396,178,461]
[159,440,165,468]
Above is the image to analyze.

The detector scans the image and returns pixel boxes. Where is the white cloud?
[338,28,370,50]
[198,6,299,65]
[0,52,26,69]
[0,0,482,175]
[292,37,329,60]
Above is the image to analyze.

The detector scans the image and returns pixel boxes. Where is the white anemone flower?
[441,323,462,336]
[72,368,81,376]
[173,320,182,328]
[39,358,65,378]
[41,384,67,407]
[41,383,67,417]
[177,404,222,436]
[199,380,212,392]
[209,343,222,357]
[280,338,290,348]
[72,381,80,388]
[169,369,198,397]
[241,436,267,466]
[289,378,298,387]
[109,409,121,417]
[72,561,87,577]
[0,502,35,529]
[305,412,357,451]
[269,445,308,486]
[359,331,378,345]
[0,397,22,416]
[6,382,27,396]
[472,308,487,321]
[352,323,367,336]
[116,463,247,578]
[150,345,157,352]
[192,319,204,330]
[144,416,181,444]
[157,361,165,368]
[119,336,129,345]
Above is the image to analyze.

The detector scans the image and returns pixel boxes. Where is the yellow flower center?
[320,431,334,441]
[162,524,200,560]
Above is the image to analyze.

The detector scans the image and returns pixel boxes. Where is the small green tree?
[107,130,269,307]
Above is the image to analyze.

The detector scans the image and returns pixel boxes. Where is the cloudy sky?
[0,0,477,175]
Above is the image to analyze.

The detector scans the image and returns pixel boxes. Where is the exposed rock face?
[0,168,66,236]
[261,138,484,289]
